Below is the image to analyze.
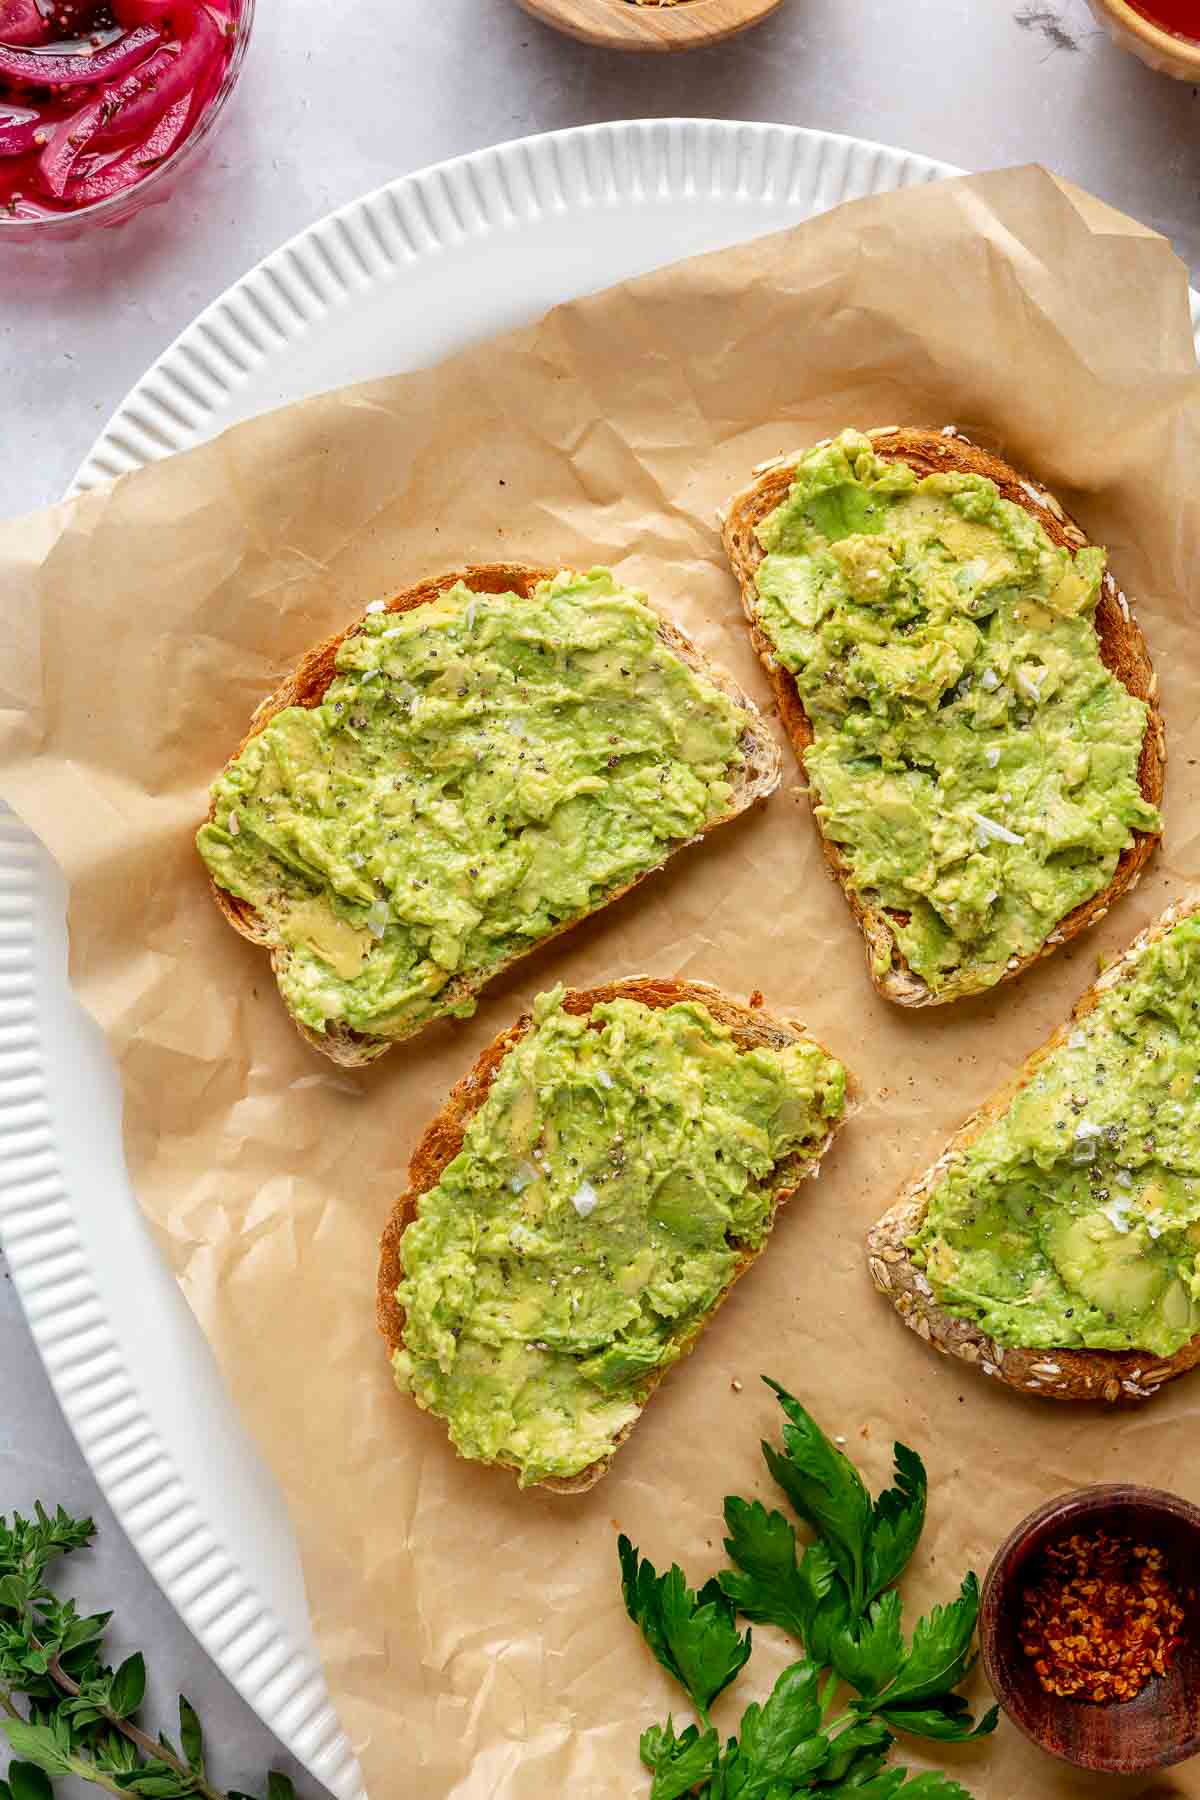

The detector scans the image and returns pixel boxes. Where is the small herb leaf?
[5,1765,55,1800]
[719,1498,838,1644]
[619,1537,752,1716]
[831,1590,905,1697]
[865,1445,927,1601]
[876,1697,1000,1743]
[862,1575,982,1713]
[1,1722,72,1777]
[761,1382,873,1615]
[730,1659,829,1793]
[640,1716,721,1800]
[109,1651,146,1720]
[178,1695,204,1777]
[820,1773,974,1799]
[814,1718,893,1785]
[267,1775,299,1800]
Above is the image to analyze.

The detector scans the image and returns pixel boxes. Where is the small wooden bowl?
[979,1486,1200,1774]
[1083,0,1200,79]
[513,0,785,53]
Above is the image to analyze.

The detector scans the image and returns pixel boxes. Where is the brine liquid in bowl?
[0,0,243,221]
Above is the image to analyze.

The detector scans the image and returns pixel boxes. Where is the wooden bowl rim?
[1089,0,1200,67]
[980,1484,1200,1774]
[514,0,785,51]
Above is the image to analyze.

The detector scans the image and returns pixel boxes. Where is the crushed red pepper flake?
[1020,1530,1187,1704]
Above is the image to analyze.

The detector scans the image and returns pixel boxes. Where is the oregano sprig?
[0,1505,300,1800]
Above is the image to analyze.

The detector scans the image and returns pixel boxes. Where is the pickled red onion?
[95,8,219,143]
[0,21,162,86]
[113,0,176,19]
[0,0,48,44]
[38,91,105,193]
[68,90,189,199]
[0,102,38,155]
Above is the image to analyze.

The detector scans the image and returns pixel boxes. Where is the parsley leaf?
[640,1716,721,1800]
[719,1500,839,1645]
[722,1661,828,1795]
[858,1575,982,1714]
[829,1591,905,1697]
[619,1535,752,1719]
[864,1446,927,1602]
[875,1696,999,1743]
[619,1384,992,1799]
[814,1719,892,1786]
[821,1774,973,1799]
[761,1382,873,1615]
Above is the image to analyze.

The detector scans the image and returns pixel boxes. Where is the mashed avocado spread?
[197,571,749,1040]
[752,431,1159,993]
[394,987,846,1485]
[912,917,1200,1358]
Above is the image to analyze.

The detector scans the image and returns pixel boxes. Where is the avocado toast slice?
[198,564,781,1066]
[722,427,1165,1005]
[378,977,851,1491]
[868,899,1200,1404]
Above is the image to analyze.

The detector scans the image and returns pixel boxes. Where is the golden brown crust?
[377,977,852,1492]
[867,897,1200,1404]
[204,564,782,1066]
[721,427,1166,1007]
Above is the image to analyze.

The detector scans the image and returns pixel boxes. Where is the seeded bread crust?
[377,977,852,1492]
[203,564,782,1066]
[868,898,1200,1405]
[721,427,1166,1007]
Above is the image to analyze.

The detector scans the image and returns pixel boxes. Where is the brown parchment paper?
[0,165,1199,1800]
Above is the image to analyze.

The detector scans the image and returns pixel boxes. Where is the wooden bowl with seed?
[513,0,785,52]
[980,1486,1200,1774]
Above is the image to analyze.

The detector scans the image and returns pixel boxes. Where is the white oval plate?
[8,119,1194,1800]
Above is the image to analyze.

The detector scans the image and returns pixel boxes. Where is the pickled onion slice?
[0,21,161,86]
[38,39,168,191]
[0,0,49,44]
[68,90,190,199]
[0,102,38,154]
[95,7,218,143]
[38,93,106,192]
[112,0,178,20]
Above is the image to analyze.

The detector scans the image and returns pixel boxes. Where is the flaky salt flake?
[572,1182,598,1219]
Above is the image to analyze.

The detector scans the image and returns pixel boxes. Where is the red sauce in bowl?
[1126,0,1200,39]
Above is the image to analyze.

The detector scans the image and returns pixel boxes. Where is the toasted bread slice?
[722,427,1165,1006]
[868,898,1200,1405]
[377,977,851,1492]
[203,564,781,1067]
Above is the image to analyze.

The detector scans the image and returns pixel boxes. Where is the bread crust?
[867,897,1200,1405]
[377,977,851,1492]
[721,427,1166,1006]
[203,564,782,1066]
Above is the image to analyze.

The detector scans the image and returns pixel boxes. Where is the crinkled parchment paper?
[0,166,1198,1799]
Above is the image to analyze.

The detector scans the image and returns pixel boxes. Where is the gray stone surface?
[0,1,1197,1794]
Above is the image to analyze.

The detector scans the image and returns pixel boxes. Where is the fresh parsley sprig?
[620,1381,998,1798]
[0,1505,299,1800]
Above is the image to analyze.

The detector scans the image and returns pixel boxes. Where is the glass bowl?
[0,0,256,242]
